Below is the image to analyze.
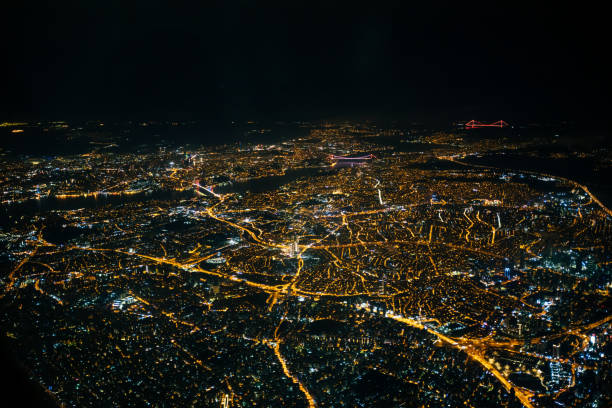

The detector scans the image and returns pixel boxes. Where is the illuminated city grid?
[0,120,610,407]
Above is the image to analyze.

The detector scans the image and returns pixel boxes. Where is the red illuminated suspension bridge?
[329,154,377,161]
[465,120,509,129]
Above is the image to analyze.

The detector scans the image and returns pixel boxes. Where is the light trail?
[264,339,317,408]
[203,196,287,250]
[475,211,497,246]
[308,239,505,259]
[387,313,535,408]
[463,208,474,243]
[170,339,212,371]
[0,229,50,298]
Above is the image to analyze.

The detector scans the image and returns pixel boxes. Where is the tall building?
[550,344,562,385]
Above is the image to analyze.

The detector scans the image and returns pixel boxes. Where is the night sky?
[2,1,609,123]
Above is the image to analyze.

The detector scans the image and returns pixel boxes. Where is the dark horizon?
[2,2,610,127]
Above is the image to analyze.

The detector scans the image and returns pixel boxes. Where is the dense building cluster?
[0,120,610,407]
